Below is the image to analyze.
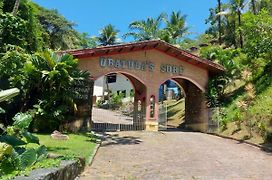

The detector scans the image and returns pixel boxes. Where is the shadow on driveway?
[97,132,142,147]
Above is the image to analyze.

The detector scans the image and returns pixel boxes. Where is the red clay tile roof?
[63,40,225,75]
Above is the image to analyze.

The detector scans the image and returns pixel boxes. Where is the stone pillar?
[185,83,208,132]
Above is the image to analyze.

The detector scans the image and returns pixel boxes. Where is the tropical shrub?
[201,46,242,107]
[108,92,123,110]
[0,47,90,132]
[0,88,47,177]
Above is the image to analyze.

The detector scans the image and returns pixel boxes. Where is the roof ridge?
[62,40,225,74]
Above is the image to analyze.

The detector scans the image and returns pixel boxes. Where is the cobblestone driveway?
[79,131,272,180]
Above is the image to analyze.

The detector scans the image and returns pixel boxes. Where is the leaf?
[14,146,26,155]
[0,135,26,146]
[0,107,5,114]
[0,157,17,174]
[36,145,47,161]
[0,88,20,103]
[22,131,39,144]
[13,113,32,129]
[19,148,37,169]
[0,143,13,160]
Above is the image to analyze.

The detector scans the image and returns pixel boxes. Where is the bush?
[264,128,272,143]
[0,89,47,177]
[108,92,123,110]
[96,99,104,108]
[0,48,90,132]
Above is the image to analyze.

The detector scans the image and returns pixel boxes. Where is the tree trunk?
[217,0,222,45]
[238,10,243,48]
[12,0,20,16]
[251,0,257,15]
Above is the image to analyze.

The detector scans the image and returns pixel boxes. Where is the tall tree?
[12,0,20,15]
[217,0,222,44]
[37,7,81,50]
[124,13,165,41]
[259,0,272,15]
[230,0,246,48]
[97,24,119,46]
[162,11,188,44]
[1,0,45,52]
[251,0,257,14]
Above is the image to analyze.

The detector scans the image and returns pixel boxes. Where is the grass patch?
[8,133,99,179]
[33,133,98,161]
[161,99,185,127]
[218,78,272,146]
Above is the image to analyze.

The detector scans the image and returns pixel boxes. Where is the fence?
[91,107,145,131]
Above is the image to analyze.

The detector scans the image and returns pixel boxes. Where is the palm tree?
[124,13,165,41]
[162,11,188,44]
[12,0,20,15]
[217,0,223,44]
[230,0,246,48]
[97,24,119,46]
[251,0,257,14]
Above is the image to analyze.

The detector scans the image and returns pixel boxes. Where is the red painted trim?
[75,46,154,59]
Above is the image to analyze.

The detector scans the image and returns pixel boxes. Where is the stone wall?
[16,159,85,180]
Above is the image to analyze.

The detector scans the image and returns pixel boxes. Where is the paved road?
[92,107,133,124]
[79,131,272,180]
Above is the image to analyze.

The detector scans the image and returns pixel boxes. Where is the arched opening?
[158,79,186,130]
[158,77,208,131]
[91,72,146,131]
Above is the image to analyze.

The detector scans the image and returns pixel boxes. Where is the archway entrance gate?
[66,40,224,132]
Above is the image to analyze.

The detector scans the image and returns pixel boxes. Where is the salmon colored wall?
[78,49,209,131]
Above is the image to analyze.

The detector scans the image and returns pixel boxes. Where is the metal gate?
[208,107,220,133]
[91,107,145,131]
[158,103,167,130]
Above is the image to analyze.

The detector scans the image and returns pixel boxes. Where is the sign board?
[100,57,183,75]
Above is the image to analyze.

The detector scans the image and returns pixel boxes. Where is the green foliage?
[0,47,90,131]
[0,0,93,52]
[78,33,97,49]
[39,133,97,160]
[0,0,46,52]
[0,88,20,103]
[125,11,189,44]
[97,24,120,46]
[109,92,123,109]
[161,11,189,44]
[201,46,242,107]
[13,113,32,130]
[36,6,84,50]
[0,13,27,51]
[96,99,104,108]
[0,102,47,177]
[242,10,272,59]
[124,13,165,41]
[19,148,37,169]
[179,34,214,51]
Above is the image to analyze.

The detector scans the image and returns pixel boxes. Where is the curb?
[206,132,272,152]
[86,142,101,166]
[16,159,85,180]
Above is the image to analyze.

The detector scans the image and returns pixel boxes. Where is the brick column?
[185,83,208,132]
[145,88,159,131]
